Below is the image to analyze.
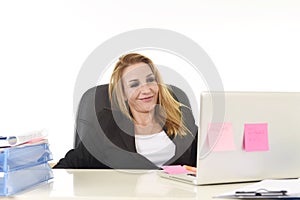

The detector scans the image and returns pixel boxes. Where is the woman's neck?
[131,111,163,135]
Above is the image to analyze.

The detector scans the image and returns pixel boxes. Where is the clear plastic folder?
[0,143,52,172]
[0,143,53,196]
[215,179,300,199]
[0,162,53,196]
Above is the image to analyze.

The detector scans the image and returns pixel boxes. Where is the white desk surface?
[3,169,252,200]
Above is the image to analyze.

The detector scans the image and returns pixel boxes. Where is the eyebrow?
[128,79,138,83]
[128,73,154,82]
[146,73,154,77]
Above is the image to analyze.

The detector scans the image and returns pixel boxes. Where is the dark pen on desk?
[235,189,288,197]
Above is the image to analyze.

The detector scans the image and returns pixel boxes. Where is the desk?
[2,169,250,200]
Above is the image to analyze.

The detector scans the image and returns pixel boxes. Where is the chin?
[138,105,156,113]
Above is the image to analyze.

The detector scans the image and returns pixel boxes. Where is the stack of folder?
[0,142,53,196]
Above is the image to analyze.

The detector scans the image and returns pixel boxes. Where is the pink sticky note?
[208,122,236,151]
[243,123,269,152]
[161,165,190,174]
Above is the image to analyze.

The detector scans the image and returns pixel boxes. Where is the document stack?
[0,130,53,196]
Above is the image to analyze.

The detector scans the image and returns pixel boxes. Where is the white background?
[0,0,299,162]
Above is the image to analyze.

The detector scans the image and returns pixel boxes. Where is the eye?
[146,77,156,83]
[129,82,139,88]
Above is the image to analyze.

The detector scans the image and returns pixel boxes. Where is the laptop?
[159,92,300,185]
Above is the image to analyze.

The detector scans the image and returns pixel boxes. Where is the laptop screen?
[196,92,300,184]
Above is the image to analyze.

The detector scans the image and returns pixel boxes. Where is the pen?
[183,165,197,173]
[235,189,287,196]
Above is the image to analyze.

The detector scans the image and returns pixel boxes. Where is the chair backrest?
[74,84,192,147]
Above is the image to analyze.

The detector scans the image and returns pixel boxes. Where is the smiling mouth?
[139,96,153,101]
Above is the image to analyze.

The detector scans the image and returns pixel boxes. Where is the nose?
[140,83,151,94]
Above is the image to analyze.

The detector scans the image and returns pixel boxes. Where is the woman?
[54,53,197,169]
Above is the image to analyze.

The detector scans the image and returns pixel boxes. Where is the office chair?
[74,84,192,148]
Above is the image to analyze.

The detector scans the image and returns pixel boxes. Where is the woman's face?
[122,62,159,114]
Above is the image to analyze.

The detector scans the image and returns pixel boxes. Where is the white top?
[135,131,175,167]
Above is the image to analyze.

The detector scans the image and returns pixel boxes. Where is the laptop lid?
[160,92,300,185]
[195,91,300,185]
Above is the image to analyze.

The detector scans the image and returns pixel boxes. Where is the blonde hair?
[109,53,188,137]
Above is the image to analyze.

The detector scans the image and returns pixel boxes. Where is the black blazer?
[54,106,198,169]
